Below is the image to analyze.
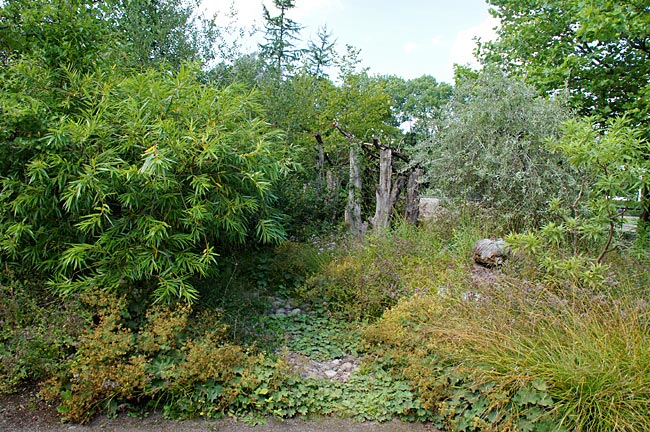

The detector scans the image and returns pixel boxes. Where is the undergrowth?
[299,206,505,320]
[362,213,650,431]
[2,205,648,430]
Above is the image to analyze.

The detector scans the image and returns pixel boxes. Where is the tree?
[379,74,453,150]
[413,68,577,227]
[110,0,219,69]
[0,0,117,72]
[380,75,453,127]
[258,0,303,76]
[305,25,336,79]
[479,0,650,223]
[481,0,650,119]
[0,0,220,72]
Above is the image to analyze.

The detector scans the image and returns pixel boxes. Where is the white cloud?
[403,41,418,55]
[204,0,342,25]
[431,35,443,47]
[448,16,499,70]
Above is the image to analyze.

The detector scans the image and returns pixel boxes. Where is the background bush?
[413,68,577,229]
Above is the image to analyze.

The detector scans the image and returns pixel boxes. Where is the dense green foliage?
[0,0,217,70]
[0,62,291,302]
[413,69,576,227]
[1,0,648,429]
[358,211,649,432]
[480,0,650,222]
[543,116,650,262]
[480,0,650,120]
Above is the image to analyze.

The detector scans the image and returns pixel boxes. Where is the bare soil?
[0,388,440,432]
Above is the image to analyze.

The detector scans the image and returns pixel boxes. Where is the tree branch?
[332,122,411,163]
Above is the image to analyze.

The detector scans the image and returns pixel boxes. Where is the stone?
[472,238,509,267]
[324,370,338,379]
[275,308,286,315]
[290,308,302,315]
[418,197,444,222]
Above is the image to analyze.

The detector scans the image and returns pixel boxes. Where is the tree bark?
[372,147,392,231]
[345,143,364,236]
[389,174,406,213]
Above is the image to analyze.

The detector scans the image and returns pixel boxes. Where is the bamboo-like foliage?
[0,63,294,302]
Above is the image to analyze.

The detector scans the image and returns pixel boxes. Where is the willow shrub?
[413,68,577,229]
[0,61,294,302]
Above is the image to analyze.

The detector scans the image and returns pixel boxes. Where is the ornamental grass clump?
[366,263,650,431]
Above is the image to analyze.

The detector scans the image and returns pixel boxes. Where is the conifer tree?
[258,0,303,76]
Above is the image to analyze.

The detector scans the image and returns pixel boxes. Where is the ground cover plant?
[1,203,648,430]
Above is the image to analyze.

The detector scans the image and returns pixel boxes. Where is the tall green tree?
[0,0,219,71]
[258,0,303,76]
[111,0,219,69]
[379,74,453,149]
[305,25,336,79]
[479,0,650,222]
[0,0,117,71]
[480,0,649,120]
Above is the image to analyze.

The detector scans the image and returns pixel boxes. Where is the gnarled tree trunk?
[372,147,392,231]
[345,143,364,236]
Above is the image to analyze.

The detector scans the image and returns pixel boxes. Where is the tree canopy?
[480,0,650,120]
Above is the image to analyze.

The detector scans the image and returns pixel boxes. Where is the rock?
[324,370,338,379]
[275,308,287,315]
[418,197,444,222]
[472,238,509,267]
[289,308,302,315]
[340,362,353,371]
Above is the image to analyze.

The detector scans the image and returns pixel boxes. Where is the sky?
[202,0,499,84]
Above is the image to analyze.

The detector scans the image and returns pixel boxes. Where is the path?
[1,389,439,432]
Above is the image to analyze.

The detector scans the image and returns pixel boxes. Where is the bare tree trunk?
[404,167,422,224]
[389,174,406,213]
[345,143,364,236]
[372,147,392,231]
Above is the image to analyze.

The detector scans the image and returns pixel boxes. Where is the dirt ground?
[0,388,441,432]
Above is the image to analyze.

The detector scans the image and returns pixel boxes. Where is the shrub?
[413,68,577,228]
[0,61,294,303]
[0,270,84,393]
[40,292,280,423]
